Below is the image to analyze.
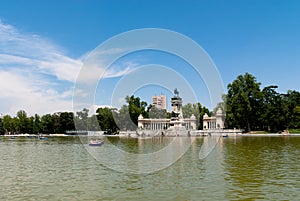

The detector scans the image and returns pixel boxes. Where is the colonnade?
[143,122,169,130]
[183,122,193,130]
[203,120,219,130]
[208,121,217,129]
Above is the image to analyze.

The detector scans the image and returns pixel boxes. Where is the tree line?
[0,95,210,134]
[0,111,75,135]
[74,95,210,133]
[225,73,300,132]
[1,72,299,134]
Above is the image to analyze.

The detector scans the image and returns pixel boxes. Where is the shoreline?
[238,133,300,136]
[2,133,300,138]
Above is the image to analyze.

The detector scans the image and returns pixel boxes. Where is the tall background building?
[152,95,167,110]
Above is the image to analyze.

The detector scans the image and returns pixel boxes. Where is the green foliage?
[182,103,197,119]
[96,107,117,132]
[225,73,300,132]
[125,95,148,125]
[87,115,100,131]
[0,118,4,135]
[198,104,210,130]
[226,73,262,132]
[74,108,89,130]
[294,106,300,114]
[212,96,226,115]
[112,95,148,131]
[60,112,75,132]
[286,90,300,128]
[2,115,13,134]
[1,76,299,134]
[182,102,210,130]
[115,105,133,130]
[41,114,54,134]
[33,114,41,134]
[288,128,300,134]
[17,110,28,133]
[148,106,167,119]
[0,111,75,134]
[260,86,289,132]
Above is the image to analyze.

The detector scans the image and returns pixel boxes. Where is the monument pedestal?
[165,125,188,136]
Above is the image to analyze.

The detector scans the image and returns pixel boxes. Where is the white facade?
[138,114,197,130]
[138,89,197,131]
[203,108,226,130]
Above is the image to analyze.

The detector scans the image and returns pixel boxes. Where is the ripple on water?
[1,136,300,200]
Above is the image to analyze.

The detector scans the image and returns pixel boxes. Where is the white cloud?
[0,70,72,116]
[0,19,82,81]
[36,53,82,82]
[0,20,82,115]
[75,60,137,85]
[0,20,140,116]
[106,61,138,78]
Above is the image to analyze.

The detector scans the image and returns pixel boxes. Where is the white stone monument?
[165,89,188,136]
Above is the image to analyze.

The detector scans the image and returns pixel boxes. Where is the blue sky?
[0,0,300,115]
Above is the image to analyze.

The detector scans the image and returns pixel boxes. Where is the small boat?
[89,139,104,146]
[9,136,15,140]
[39,136,48,140]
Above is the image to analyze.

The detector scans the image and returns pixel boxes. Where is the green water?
[1,136,300,200]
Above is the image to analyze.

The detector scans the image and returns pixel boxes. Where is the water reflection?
[223,136,300,200]
[1,136,300,200]
[87,136,196,174]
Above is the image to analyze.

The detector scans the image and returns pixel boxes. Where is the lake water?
[1,135,300,200]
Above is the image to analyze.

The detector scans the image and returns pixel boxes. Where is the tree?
[75,108,89,130]
[182,103,198,118]
[33,114,42,134]
[41,114,54,134]
[212,95,226,115]
[182,102,210,130]
[52,113,62,133]
[60,112,75,132]
[96,107,117,132]
[2,115,13,134]
[87,115,100,131]
[260,86,288,132]
[148,106,167,119]
[16,110,28,133]
[198,103,210,130]
[76,108,89,120]
[285,90,300,129]
[182,103,199,128]
[11,117,19,134]
[0,118,4,135]
[27,116,34,134]
[293,106,300,128]
[124,95,148,129]
[226,73,262,132]
[115,105,135,130]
